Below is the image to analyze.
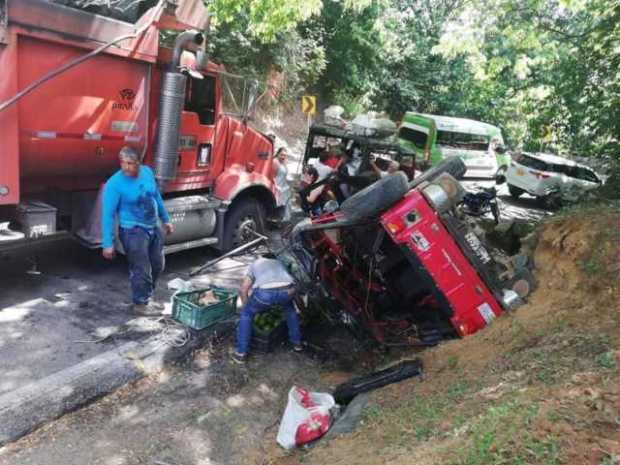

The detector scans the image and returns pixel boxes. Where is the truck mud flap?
[332,359,423,405]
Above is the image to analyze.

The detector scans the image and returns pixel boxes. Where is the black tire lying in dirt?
[409,156,467,190]
[340,171,409,221]
[332,359,423,405]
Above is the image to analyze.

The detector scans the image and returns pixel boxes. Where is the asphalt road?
[461,177,552,224]
[0,241,248,397]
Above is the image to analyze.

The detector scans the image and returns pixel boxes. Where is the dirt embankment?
[269,205,620,465]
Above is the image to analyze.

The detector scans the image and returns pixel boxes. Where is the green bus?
[398,112,509,178]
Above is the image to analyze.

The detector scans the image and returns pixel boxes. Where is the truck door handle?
[257,151,269,160]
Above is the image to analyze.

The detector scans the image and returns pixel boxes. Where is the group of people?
[101,145,302,365]
[101,141,405,364]
[297,142,408,217]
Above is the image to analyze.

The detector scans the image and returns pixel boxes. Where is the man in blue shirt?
[101,146,174,315]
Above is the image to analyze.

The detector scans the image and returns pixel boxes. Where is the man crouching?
[232,255,302,364]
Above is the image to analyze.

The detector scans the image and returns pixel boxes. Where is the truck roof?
[6,0,209,62]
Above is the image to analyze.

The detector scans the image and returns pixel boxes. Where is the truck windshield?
[437,131,490,151]
[219,72,259,120]
[48,0,158,23]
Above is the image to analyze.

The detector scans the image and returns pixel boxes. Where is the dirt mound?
[270,206,620,465]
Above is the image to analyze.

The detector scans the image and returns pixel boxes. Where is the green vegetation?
[363,378,475,442]
[449,401,560,465]
[205,0,619,161]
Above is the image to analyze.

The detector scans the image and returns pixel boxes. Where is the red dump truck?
[0,0,280,255]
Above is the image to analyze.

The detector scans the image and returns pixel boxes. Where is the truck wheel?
[222,199,265,251]
[508,268,536,299]
[508,185,524,198]
[340,172,409,221]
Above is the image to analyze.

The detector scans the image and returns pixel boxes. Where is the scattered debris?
[276,387,336,450]
[332,359,423,405]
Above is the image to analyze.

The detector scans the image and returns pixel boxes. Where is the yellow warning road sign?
[301,95,317,115]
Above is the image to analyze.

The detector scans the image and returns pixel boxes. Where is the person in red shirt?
[323,146,342,169]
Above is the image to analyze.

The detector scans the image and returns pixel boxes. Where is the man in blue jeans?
[101,146,174,315]
[232,256,302,364]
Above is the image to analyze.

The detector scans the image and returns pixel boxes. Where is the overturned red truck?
[285,157,533,345]
[0,0,280,255]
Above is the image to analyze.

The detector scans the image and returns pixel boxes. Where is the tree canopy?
[206,0,619,159]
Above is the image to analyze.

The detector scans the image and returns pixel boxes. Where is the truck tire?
[508,185,524,198]
[222,199,265,252]
[340,171,409,221]
[408,156,467,190]
[508,268,536,299]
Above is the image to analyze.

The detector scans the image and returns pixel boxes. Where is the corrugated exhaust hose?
[153,30,204,187]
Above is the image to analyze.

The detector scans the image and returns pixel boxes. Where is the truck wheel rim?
[237,216,258,243]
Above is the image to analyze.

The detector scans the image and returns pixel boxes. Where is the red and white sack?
[276,386,336,449]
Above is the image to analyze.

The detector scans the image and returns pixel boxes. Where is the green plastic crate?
[172,287,238,330]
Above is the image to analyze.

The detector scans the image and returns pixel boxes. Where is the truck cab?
[0,0,278,255]
[283,158,533,345]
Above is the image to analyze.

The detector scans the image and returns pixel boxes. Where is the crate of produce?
[252,310,288,353]
[172,287,237,330]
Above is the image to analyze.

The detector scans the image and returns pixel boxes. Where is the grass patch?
[492,332,612,385]
[596,351,616,369]
[448,400,560,465]
[363,379,476,443]
[581,258,602,276]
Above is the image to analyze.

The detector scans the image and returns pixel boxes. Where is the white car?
[505,152,602,207]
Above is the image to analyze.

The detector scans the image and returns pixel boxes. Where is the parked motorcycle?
[462,187,501,224]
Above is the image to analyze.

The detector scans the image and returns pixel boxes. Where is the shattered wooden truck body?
[0,0,279,254]
[287,158,533,345]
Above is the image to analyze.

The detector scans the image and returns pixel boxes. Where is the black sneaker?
[231,351,247,364]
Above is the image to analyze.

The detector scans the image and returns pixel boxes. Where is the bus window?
[437,131,489,151]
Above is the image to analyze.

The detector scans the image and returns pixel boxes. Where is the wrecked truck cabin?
[283,157,535,346]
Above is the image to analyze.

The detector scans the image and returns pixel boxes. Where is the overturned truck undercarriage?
[283,157,534,347]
